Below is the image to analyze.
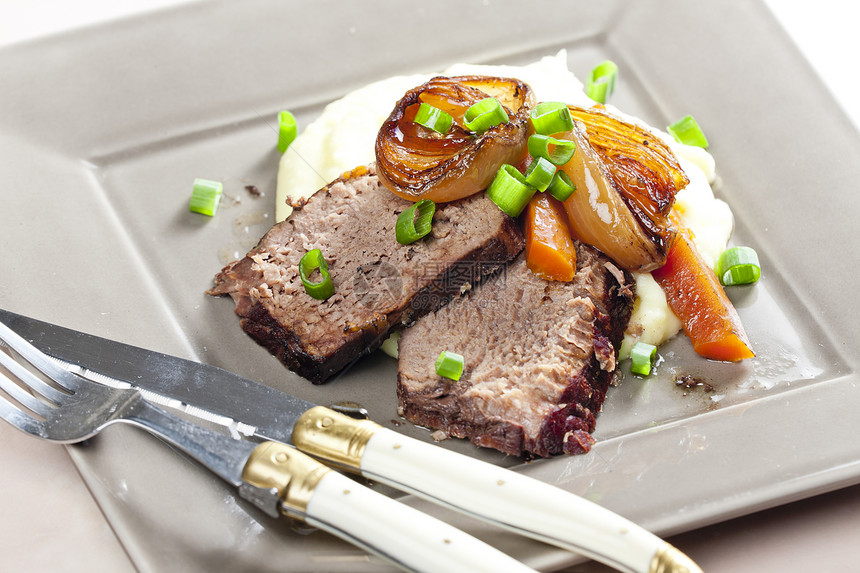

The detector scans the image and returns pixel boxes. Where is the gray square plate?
[2,1,858,571]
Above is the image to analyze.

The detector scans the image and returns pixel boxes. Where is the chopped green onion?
[299,249,335,300]
[630,342,657,376]
[435,350,464,381]
[486,164,536,217]
[463,97,509,133]
[715,246,760,286]
[380,332,400,359]
[586,60,618,104]
[524,157,556,192]
[414,103,453,134]
[189,178,223,216]
[528,134,576,165]
[530,102,574,135]
[547,170,576,202]
[667,114,709,148]
[396,199,436,244]
[278,110,297,153]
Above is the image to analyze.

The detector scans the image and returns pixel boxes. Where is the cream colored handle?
[304,471,537,573]
[242,441,535,573]
[359,428,702,573]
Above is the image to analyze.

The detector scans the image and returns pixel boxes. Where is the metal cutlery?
[0,308,702,573]
[0,316,537,573]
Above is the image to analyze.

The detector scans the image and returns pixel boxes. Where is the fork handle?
[242,441,535,573]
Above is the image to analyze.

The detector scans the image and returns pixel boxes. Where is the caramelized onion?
[375,75,534,202]
[560,105,689,272]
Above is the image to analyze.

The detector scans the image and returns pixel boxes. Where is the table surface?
[1,1,858,571]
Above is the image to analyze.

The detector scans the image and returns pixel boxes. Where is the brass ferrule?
[649,542,703,573]
[242,441,331,518]
[291,406,382,472]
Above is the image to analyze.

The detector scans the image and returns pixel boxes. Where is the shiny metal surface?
[1,308,676,573]
[0,308,314,446]
[2,313,545,573]
[242,441,331,518]
[292,406,381,471]
[0,318,259,488]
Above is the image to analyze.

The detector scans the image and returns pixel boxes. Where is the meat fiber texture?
[209,164,525,383]
[397,245,634,457]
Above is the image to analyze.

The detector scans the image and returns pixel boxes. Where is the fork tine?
[0,371,48,438]
[0,320,83,395]
[0,342,72,406]
[0,353,59,417]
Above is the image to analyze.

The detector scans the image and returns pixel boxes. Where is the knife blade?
[0,313,539,573]
[0,308,310,445]
[0,308,701,573]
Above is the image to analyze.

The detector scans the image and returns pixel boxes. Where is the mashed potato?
[275,51,733,358]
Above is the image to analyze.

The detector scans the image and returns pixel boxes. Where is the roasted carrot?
[651,219,754,361]
[524,193,577,281]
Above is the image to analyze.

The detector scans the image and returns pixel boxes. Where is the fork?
[0,320,537,573]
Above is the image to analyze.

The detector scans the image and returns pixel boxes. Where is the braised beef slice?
[397,245,634,457]
[208,164,525,383]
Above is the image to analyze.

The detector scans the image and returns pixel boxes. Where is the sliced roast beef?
[208,164,525,383]
[397,245,634,457]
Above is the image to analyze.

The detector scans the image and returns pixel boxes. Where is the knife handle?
[242,442,536,573]
[293,407,701,573]
[364,429,705,573]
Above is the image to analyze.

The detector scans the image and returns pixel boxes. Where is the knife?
[0,312,541,573]
[0,308,701,573]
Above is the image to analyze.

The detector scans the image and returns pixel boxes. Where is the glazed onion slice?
[559,105,689,272]
[375,75,534,203]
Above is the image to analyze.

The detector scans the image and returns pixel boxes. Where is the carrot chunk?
[652,223,754,361]
[524,193,577,281]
